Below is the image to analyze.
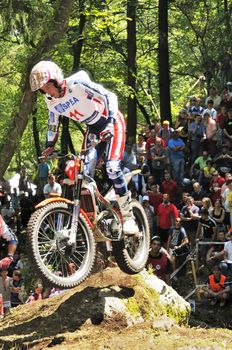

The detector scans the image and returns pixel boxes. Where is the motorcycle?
[27,143,150,288]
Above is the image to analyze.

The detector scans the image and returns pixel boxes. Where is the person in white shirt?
[219,229,232,275]
[43,174,62,199]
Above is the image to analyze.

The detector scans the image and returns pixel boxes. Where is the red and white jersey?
[45,71,118,146]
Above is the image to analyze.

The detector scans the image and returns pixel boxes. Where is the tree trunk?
[0,0,74,179]
[158,0,171,124]
[126,0,137,144]
[72,0,86,73]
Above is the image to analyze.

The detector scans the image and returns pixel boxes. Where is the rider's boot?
[117,191,139,235]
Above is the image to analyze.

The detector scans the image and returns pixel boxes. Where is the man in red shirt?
[156,193,179,247]
[147,184,163,215]
[161,172,179,205]
[146,129,165,169]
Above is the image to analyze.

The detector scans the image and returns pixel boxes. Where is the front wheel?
[112,200,150,274]
[27,202,96,288]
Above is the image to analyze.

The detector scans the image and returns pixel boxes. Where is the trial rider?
[29,61,138,235]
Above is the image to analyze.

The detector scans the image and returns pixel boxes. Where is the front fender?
[35,197,73,209]
[35,197,94,229]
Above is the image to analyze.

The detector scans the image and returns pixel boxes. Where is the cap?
[142,195,149,202]
[179,108,187,114]
[163,120,170,125]
[207,99,214,104]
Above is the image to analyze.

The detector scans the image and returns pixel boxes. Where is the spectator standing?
[196,208,217,251]
[38,158,50,193]
[203,111,217,157]
[206,231,226,266]
[146,235,173,285]
[167,218,189,271]
[122,144,137,171]
[147,184,163,220]
[19,170,29,193]
[205,100,217,120]
[134,134,146,157]
[137,155,150,183]
[19,191,34,228]
[190,150,212,183]
[0,266,12,316]
[223,108,232,150]
[188,114,205,164]
[158,120,174,146]
[150,139,168,185]
[205,87,222,110]
[156,194,179,247]
[161,172,179,204]
[142,195,155,236]
[219,229,232,275]
[146,129,164,170]
[222,179,232,229]
[168,129,185,185]
[211,199,225,232]
[43,174,62,199]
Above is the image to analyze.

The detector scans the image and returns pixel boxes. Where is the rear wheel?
[112,200,150,274]
[27,202,95,288]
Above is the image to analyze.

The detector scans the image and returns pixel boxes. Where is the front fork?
[67,155,85,252]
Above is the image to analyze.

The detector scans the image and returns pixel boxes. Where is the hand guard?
[99,123,114,142]
[42,146,55,158]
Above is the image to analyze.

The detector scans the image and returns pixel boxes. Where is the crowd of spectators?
[0,83,232,316]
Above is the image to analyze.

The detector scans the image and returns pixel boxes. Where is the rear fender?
[35,197,94,229]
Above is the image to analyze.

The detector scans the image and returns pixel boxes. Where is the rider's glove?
[42,146,55,158]
[99,123,114,142]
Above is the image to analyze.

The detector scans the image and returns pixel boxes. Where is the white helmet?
[30,61,64,91]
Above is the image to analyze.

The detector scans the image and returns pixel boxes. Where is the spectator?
[205,87,222,110]
[150,138,169,185]
[211,199,225,232]
[10,270,25,308]
[221,172,232,198]
[11,188,20,231]
[158,120,174,146]
[219,229,232,275]
[146,129,164,169]
[180,196,200,247]
[190,150,212,183]
[187,96,204,119]
[147,184,163,219]
[203,110,217,157]
[146,235,173,285]
[188,114,205,164]
[213,145,232,173]
[167,218,189,271]
[191,182,206,208]
[196,209,217,263]
[142,195,155,236]
[122,144,137,171]
[130,164,146,197]
[43,174,62,199]
[1,202,15,228]
[38,158,50,193]
[19,170,29,193]
[168,129,185,185]
[15,252,25,270]
[0,266,12,316]
[161,172,179,204]
[137,154,150,182]
[134,134,146,157]
[209,171,225,204]
[156,193,179,247]
[206,231,226,266]
[146,175,156,192]
[19,191,34,228]
[201,197,214,216]
[203,265,230,307]
[222,179,232,229]
[27,283,43,303]
[223,108,232,150]
[205,100,217,120]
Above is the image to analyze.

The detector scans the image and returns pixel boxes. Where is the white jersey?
[45,71,118,146]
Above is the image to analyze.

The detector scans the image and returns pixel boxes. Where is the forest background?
[0,0,231,183]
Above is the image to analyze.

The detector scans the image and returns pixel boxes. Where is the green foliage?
[0,0,231,174]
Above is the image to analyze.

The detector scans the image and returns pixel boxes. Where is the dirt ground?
[0,268,232,350]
